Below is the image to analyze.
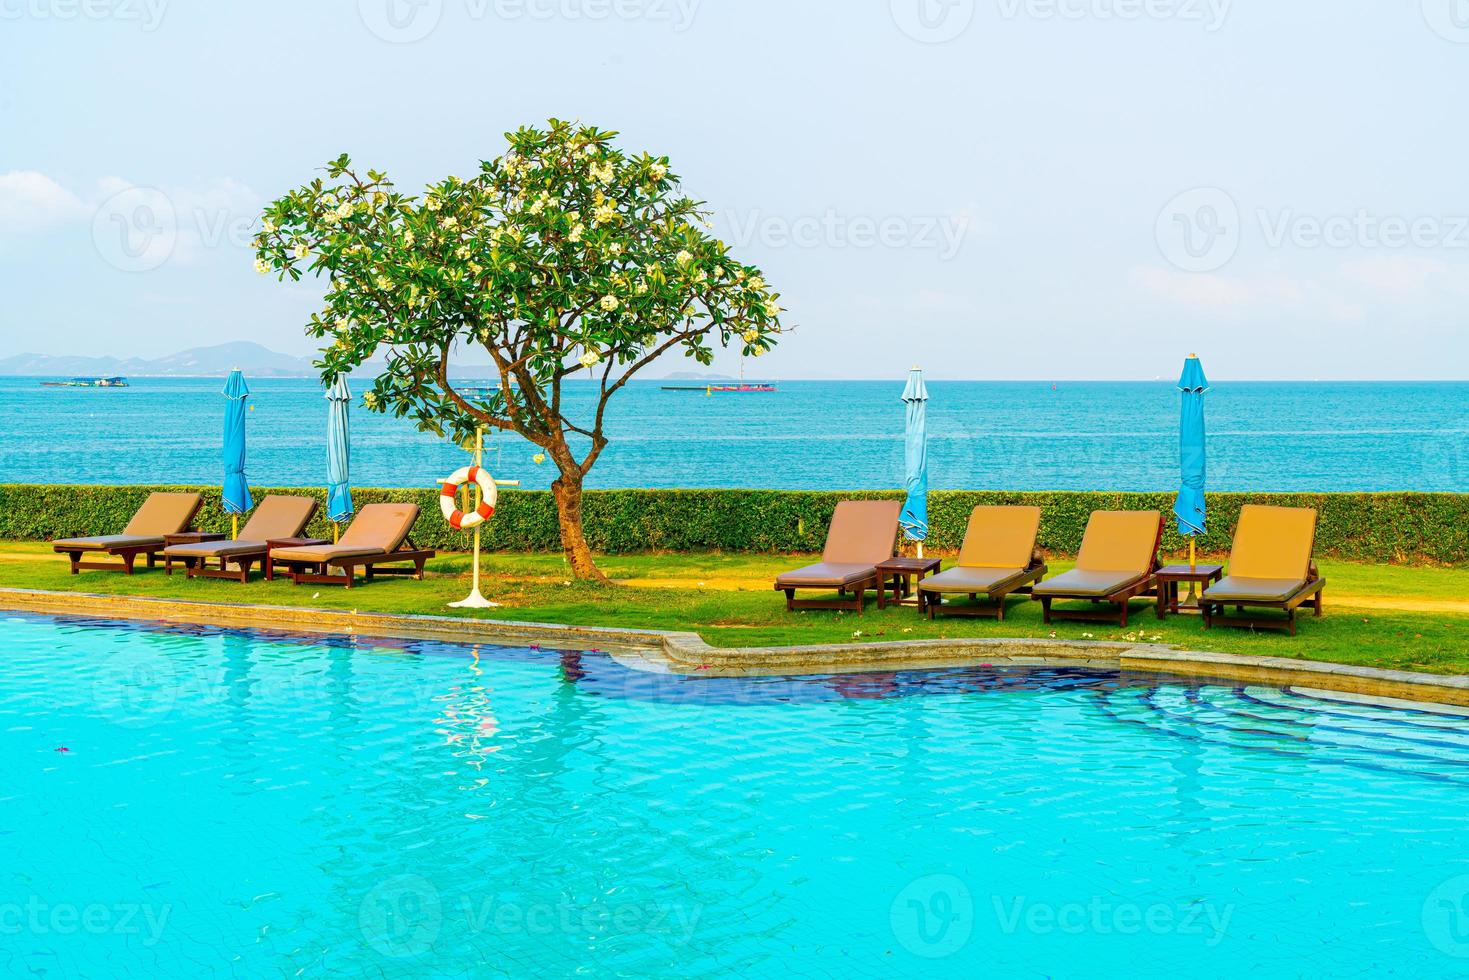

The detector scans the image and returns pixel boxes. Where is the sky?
[1,0,1466,380]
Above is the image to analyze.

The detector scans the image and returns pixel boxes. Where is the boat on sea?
[661,382,777,393]
[40,376,130,388]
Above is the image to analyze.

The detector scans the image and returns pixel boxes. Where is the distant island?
[0,342,748,381]
[0,341,315,378]
[661,371,736,381]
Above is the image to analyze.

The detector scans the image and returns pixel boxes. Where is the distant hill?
[0,341,314,378]
[1,342,749,381]
[660,370,736,381]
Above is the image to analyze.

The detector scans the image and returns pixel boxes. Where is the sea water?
[0,377,1464,491]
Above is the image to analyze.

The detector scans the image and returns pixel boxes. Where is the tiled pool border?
[4,586,1468,707]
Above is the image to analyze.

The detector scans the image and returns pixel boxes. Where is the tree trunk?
[550,470,607,583]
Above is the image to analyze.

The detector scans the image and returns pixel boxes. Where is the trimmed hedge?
[1,484,1465,566]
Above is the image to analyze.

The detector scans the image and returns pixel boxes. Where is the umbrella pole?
[232,515,238,541]
[332,521,339,544]
[1185,535,1198,605]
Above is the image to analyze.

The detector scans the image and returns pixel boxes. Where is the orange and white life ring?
[439,465,498,530]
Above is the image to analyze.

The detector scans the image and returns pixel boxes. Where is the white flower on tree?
[252,119,785,581]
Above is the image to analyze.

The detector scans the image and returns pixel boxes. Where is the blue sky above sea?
[1,2,1466,381]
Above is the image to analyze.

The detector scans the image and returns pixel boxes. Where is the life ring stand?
[439,465,498,530]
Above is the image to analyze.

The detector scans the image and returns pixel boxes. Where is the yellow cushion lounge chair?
[774,499,902,615]
[52,491,204,575]
[1031,510,1163,628]
[162,494,319,583]
[267,502,434,589]
[267,502,431,587]
[918,505,1047,620]
[1201,505,1324,635]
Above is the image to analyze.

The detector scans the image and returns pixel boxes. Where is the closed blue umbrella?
[222,369,252,537]
[899,368,929,555]
[1174,354,1208,573]
[325,374,355,534]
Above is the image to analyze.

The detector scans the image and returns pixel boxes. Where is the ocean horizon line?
[4,374,1467,384]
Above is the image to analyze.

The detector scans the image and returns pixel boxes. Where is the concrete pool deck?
[5,586,1469,708]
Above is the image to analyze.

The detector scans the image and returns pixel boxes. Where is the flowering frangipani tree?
[254,120,784,580]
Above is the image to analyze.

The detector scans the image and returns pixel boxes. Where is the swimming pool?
[4,611,1468,977]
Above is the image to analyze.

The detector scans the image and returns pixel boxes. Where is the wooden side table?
[162,532,227,575]
[1155,564,1224,618]
[163,532,226,546]
[875,556,942,609]
[265,537,330,581]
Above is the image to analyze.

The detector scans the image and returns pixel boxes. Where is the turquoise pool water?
[4,612,1469,977]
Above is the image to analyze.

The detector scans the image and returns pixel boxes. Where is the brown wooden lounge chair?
[162,494,319,583]
[269,502,434,588]
[1202,505,1324,635]
[918,505,1047,620]
[1031,510,1163,627]
[52,492,204,575]
[773,499,902,615]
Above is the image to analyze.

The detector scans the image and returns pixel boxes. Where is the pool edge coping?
[4,586,1468,707]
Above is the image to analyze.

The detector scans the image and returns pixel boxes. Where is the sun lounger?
[1031,510,1163,627]
[268,502,434,588]
[774,499,902,615]
[52,492,204,575]
[918,505,1047,620]
[1201,504,1324,635]
[162,494,318,583]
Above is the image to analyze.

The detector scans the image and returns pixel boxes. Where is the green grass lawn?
[3,541,1467,674]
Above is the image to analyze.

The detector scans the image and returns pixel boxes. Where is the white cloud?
[1129,265,1364,322]
[1339,256,1447,295]
[0,170,87,235]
